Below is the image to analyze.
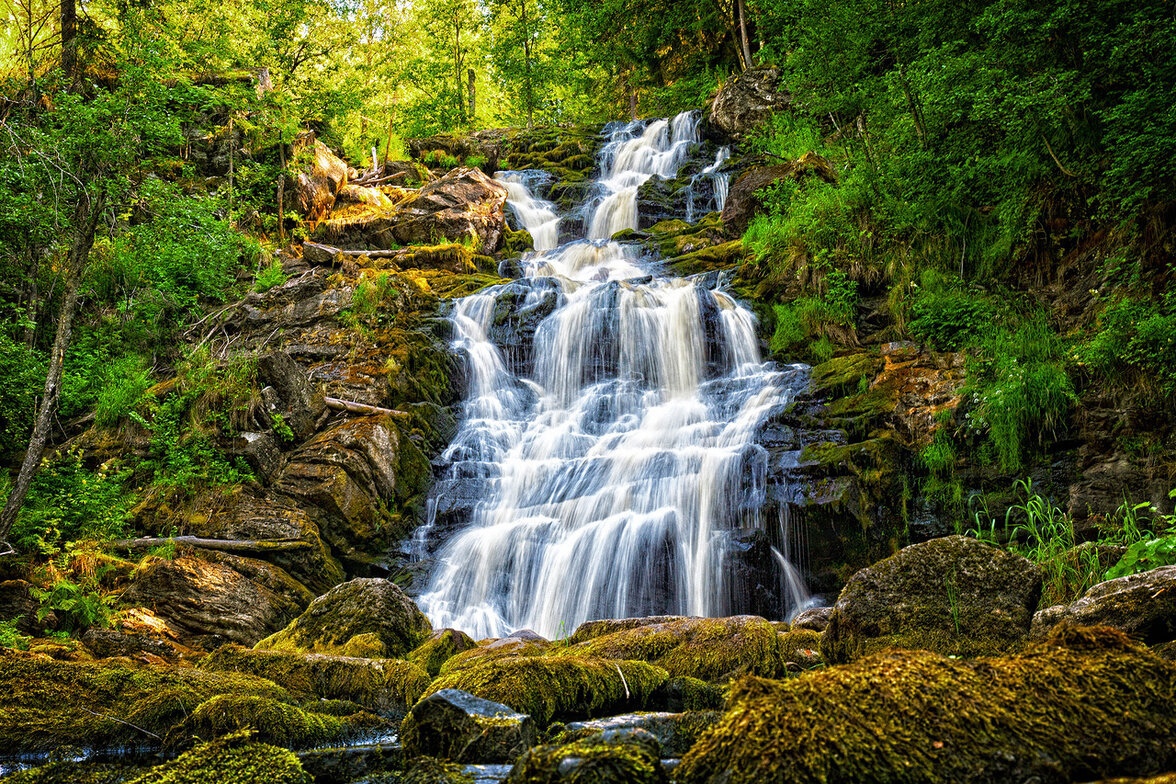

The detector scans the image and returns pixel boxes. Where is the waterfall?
[686,146,732,223]
[418,111,809,640]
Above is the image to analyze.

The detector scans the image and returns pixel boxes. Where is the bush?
[254,258,289,293]
[1079,291,1176,396]
[94,354,153,427]
[907,272,995,351]
[0,335,45,460]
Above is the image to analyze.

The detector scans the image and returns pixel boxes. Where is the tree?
[0,35,180,553]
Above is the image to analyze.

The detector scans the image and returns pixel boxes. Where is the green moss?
[649,676,726,712]
[3,763,137,784]
[408,628,477,677]
[201,645,431,717]
[666,241,746,277]
[399,756,474,784]
[398,243,477,274]
[503,226,535,255]
[0,650,289,754]
[180,694,380,748]
[423,657,668,727]
[556,616,788,682]
[437,637,551,675]
[810,352,882,398]
[776,629,823,667]
[676,625,1176,784]
[507,731,667,784]
[127,733,311,784]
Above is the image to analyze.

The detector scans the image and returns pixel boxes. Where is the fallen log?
[110,536,314,553]
[324,396,409,417]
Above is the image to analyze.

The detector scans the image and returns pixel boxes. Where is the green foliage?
[0,335,45,460]
[1105,489,1176,578]
[1001,479,1098,606]
[0,618,31,651]
[962,315,1076,472]
[30,577,116,633]
[1078,288,1176,397]
[907,272,995,351]
[1106,536,1176,580]
[7,449,134,554]
[254,258,289,293]
[767,266,858,362]
[94,354,153,428]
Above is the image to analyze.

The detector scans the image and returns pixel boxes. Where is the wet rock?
[295,134,349,222]
[0,579,44,635]
[257,351,326,442]
[226,431,284,483]
[401,688,536,763]
[646,677,725,712]
[706,67,791,142]
[485,278,562,376]
[255,578,432,658]
[559,615,789,682]
[297,741,404,784]
[423,656,668,727]
[202,644,431,718]
[80,624,190,664]
[720,153,835,235]
[790,606,833,632]
[565,711,720,757]
[335,183,395,210]
[408,628,479,677]
[506,728,668,784]
[181,693,387,748]
[675,625,1176,784]
[1030,565,1176,645]
[821,535,1043,663]
[121,553,313,649]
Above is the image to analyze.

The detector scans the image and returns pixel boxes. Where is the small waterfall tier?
[417,112,807,640]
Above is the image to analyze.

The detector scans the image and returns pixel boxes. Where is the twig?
[78,706,163,742]
[110,536,314,553]
[324,397,409,417]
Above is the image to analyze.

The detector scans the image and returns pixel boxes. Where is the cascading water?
[417,111,810,640]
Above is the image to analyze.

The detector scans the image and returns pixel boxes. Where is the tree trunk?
[0,191,104,553]
[468,68,476,122]
[60,0,76,81]
[736,0,753,71]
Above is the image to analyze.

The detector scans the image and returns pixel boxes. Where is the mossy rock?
[2,763,138,784]
[561,711,722,757]
[503,226,535,255]
[557,616,788,682]
[400,688,536,763]
[437,635,551,676]
[665,241,746,277]
[776,628,823,667]
[408,628,478,677]
[127,733,311,784]
[506,729,668,784]
[0,650,289,754]
[399,756,474,784]
[201,644,431,717]
[397,243,477,274]
[423,656,668,727]
[179,694,386,748]
[647,676,726,712]
[810,352,883,398]
[676,625,1176,784]
[254,578,432,659]
[821,535,1043,664]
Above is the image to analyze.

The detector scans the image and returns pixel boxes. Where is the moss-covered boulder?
[0,649,288,754]
[201,644,430,717]
[1031,565,1176,646]
[399,756,474,784]
[255,578,432,658]
[408,628,478,677]
[400,688,536,763]
[128,733,312,784]
[437,634,552,675]
[677,625,1176,784]
[558,616,789,681]
[423,656,668,727]
[506,729,668,784]
[2,762,138,784]
[563,711,721,757]
[179,694,385,748]
[822,535,1043,663]
[646,676,726,712]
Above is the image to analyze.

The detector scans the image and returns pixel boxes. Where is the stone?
[675,625,1176,784]
[254,578,432,658]
[294,134,349,222]
[408,628,478,677]
[393,167,509,255]
[273,416,402,568]
[821,535,1043,663]
[565,712,720,757]
[1030,565,1176,645]
[706,66,791,141]
[202,644,431,718]
[401,688,537,763]
[506,728,668,784]
[0,580,44,636]
[121,553,313,649]
[720,153,835,235]
[790,606,833,632]
[256,351,326,442]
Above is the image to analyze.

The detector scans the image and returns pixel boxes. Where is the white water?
[418,112,808,639]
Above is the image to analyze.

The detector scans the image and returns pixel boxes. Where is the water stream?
[417,112,809,640]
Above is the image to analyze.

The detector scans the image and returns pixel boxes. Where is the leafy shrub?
[254,257,289,293]
[0,618,30,650]
[1106,536,1176,580]
[30,577,116,632]
[907,272,995,351]
[1079,291,1176,396]
[94,354,153,427]
[0,335,44,460]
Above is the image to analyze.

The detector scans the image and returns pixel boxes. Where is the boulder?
[129,734,313,784]
[565,712,720,757]
[254,578,432,658]
[559,615,790,681]
[408,628,478,677]
[706,66,791,141]
[790,606,833,632]
[675,625,1176,784]
[0,579,44,635]
[120,553,313,649]
[202,644,431,718]
[720,153,835,235]
[295,135,349,222]
[256,351,326,442]
[393,167,509,255]
[180,693,385,748]
[273,416,402,568]
[506,728,668,784]
[422,656,668,727]
[1030,565,1176,645]
[821,535,1043,663]
[401,688,536,763]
